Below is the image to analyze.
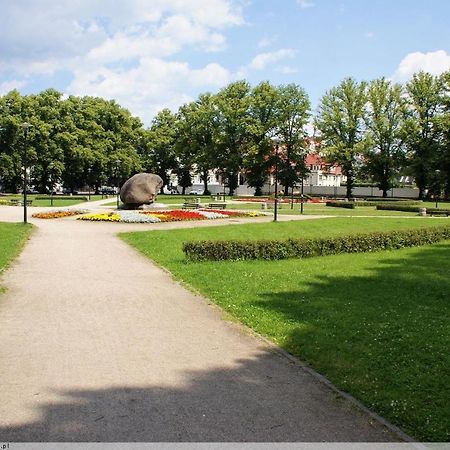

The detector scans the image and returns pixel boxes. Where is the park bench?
[208,202,226,209]
[430,211,450,217]
[183,202,200,209]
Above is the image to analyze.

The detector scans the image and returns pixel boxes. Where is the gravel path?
[0,204,403,442]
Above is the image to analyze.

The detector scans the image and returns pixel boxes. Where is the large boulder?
[119,173,163,206]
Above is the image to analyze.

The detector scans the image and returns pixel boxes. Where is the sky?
[1,0,450,126]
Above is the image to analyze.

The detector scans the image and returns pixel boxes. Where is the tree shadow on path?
[0,351,398,442]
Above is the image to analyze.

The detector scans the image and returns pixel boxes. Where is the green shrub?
[368,197,420,202]
[358,200,422,207]
[325,201,356,209]
[183,226,450,262]
[376,204,421,212]
[376,204,450,215]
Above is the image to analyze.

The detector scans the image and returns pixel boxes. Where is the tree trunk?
[346,172,353,200]
[227,172,238,197]
[202,169,210,195]
[418,187,425,200]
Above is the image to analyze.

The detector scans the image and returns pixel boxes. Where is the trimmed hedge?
[325,201,356,209]
[367,197,419,202]
[376,204,450,214]
[35,195,89,201]
[357,200,422,207]
[183,226,450,262]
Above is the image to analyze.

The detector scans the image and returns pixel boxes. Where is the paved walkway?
[0,203,402,442]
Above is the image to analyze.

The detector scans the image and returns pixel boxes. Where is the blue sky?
[1,0,449,126]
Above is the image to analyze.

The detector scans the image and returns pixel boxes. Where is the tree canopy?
[1,71,449,198]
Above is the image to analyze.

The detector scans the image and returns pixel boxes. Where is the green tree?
[143,109,178,191]
[58,96,142,192]
[176,94,218,195]
[276,83,311,195]
[0,91,39,192]
[316,77,367,199]
[365,78,406,197]
[403,71,443,199]
[245,81,279,196]
[215,81,251,196]
[28,89,65,192]
[437,70,450,198]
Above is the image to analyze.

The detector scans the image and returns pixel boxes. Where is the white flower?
[118,211,161,223]
[197,210,227,219]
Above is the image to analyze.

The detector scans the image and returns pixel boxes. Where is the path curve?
[0,205,401,442]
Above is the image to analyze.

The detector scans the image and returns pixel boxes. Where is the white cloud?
[66,58,231,125]
[0,80,26,95]
[392,50,450,81]
[189,63,231,86]
[276,65,298,74]
[257,36,276,49]
[247,49,297,71]
[0,0,243,124]
[364,31,374,39]
[297,0,315,8]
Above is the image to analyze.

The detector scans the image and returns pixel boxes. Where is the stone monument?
[119,173,163,208]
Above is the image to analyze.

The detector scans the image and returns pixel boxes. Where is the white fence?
[188,184,420,199]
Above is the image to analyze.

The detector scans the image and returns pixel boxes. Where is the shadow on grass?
[253,243,450,441]
[0,352,398,442]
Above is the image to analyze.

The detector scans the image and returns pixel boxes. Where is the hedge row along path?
[0,201,402,442]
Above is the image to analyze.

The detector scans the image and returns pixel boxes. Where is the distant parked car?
[101,186,117,195]
[189,189,204,195]
[62,188,79,195]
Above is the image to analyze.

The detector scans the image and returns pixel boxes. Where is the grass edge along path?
[0,222,33,293]
[119,217,450,442]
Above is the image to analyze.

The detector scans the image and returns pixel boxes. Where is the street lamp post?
[48,161,55,207]
[291,184,294,210]
[274,143,279,222]
[21,123,32,224]
[115,160,121,209]
[50,173,54,206]
[435,170,441,208]
[300,176,304,215]
[87,167,91,201]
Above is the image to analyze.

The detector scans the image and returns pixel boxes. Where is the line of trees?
[1,70,449,199]
[317,71,450,199]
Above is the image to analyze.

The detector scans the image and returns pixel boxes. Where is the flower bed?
[32,209,89,219]
[78,209,264,223]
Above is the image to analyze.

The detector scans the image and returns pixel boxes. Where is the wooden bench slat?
[208,203,226,209]
[183,203,200,209]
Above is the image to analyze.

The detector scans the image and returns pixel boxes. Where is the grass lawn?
[228,202,419,217]
[120,217,450,442]
[422,201,450,209]
[2,194,116,207]
[0,222,33,293]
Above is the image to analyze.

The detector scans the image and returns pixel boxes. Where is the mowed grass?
[3,194,115,207]
[120,217,450,442]
[228,202,419,217]
[0,222,33,292]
